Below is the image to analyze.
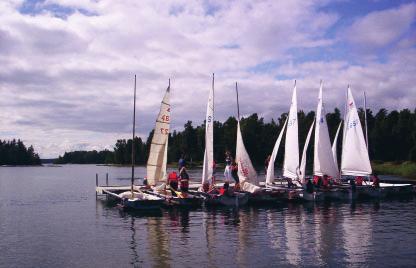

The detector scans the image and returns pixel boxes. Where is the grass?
[372,161,416,180]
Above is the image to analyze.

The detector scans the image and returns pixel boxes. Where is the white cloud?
[0,0,415,158]
[344,3,416,49]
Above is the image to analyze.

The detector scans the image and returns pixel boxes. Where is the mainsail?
[202,75,215,185]
[313,83,338,178]
[265,118,287,184]
[299,119,315,181]
[146,83,171,186]
[283,84,299,179]
[341,87,372,176]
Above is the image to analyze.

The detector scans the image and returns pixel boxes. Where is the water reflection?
[95,198,414,267]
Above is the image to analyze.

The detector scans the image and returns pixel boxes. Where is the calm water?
[0,165,415,268]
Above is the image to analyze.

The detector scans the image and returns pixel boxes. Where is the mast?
[364,91,369,152]
[235,82,240,120]
[131,75,137,198]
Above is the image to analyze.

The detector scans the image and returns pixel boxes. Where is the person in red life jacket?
[371,172,380,188]
[219,182,230,196]
[179,166,190,192]
[168,171,179,191]
[355,176,363,186]
[313,175,320,185]
[322,175,329,188]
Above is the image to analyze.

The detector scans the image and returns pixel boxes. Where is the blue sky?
[0,0,415,157]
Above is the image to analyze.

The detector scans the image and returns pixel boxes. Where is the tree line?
[0,139,41,165]
[54,108,416,166]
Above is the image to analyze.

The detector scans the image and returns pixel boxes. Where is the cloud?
[343,3,416,49]
[0,0,415,158]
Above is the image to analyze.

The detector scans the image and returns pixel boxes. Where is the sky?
[0,0,415,158]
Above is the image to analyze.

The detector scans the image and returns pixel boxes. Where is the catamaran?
[262,81,303,201]
[340,87,413,198]
[143,79,203,207]
[119,75,165,210]
[299,81,351,201]
[195,75,249,206]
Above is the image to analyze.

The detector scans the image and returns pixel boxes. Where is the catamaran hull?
[121,199,164,210]
[203,192,249,207]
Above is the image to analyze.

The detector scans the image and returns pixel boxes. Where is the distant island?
[3,108,415,177]
[53,108,416,175]
[0,139,41,165]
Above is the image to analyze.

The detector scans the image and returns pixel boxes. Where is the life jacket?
[180,179,189,188]
[355,176,363,186]
[219,188,226,195]
[322,177,329,187]
[313,176,319,185]
[168,172,179,182]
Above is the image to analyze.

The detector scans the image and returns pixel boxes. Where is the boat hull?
[203,192,249,207]
[121,199,164,210]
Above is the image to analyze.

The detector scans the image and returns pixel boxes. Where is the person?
[167,171,179,191]
[142,177,151,189]
[224,151,233,182]
[313,175,320,185]
[179,166,190,192]
[178,154,186,171]
[231,161,240,187]
[355,176,363,186]
[322,175,329,188]
[350,179,356,193]
[372,173,380,188]
[306,179,314,194]
[264,154,271,174]
[202,182,210,193]
[219,182,230,196]
[286,177,295,188]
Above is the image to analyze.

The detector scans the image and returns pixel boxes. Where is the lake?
[0,165,415,267]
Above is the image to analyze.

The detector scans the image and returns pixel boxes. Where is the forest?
[54,108,416,168]
[0,139,41,165]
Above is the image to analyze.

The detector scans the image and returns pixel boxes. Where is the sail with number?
[146,83,171,186]
[341,87,372,176]
[283,84,299,179]
[265,118,287,184]
[299,119,315,182]
[202,75,214,185]
[313,83,338,178]
[236,121,260,192]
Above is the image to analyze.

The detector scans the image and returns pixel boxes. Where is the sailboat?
[143,79,203,207]
[340,87,413,198]
[299,82,347,201]
[262,81,303,201]
[119,75,164,210]
[196,75,249,206]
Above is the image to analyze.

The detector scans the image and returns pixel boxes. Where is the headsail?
[146,82,171,186]
[283,83,299,179]
[313,82,338,179]
[236,121,260,188]
[265,118,287,184]
[341,87,372,176]
[202,74,215,185]
[299,119,315,182]
[332,121,342,171]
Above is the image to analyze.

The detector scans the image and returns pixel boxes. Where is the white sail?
[146,85,171,186]
[236,121,260,191]
[201,77,214,185]
[283,85,299,179]
[299,119,315,181]
[341,87,372,176]
[265,118,287,184]
[313,83,338,178]
[332,121,342,172]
